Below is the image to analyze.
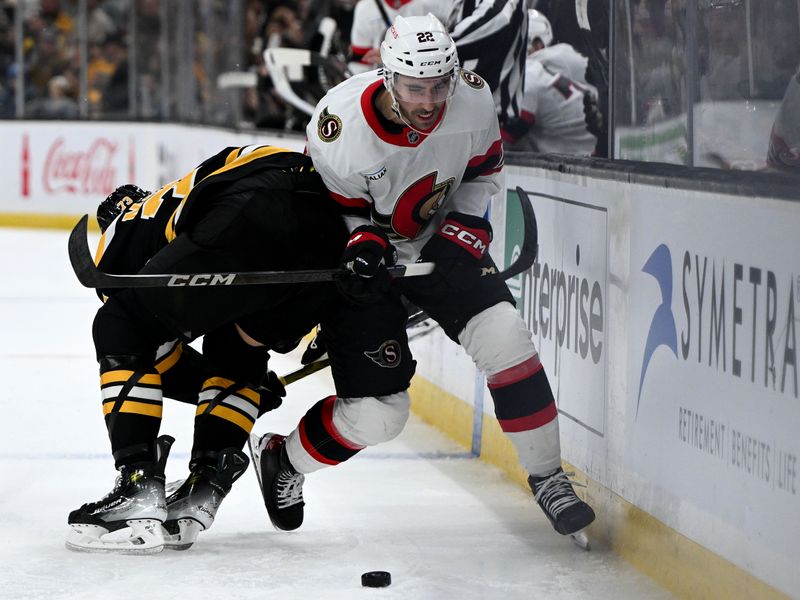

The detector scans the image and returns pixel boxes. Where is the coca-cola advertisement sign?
[37,136,124,196]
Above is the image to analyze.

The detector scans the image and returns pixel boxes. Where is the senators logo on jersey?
[460,69,485,90]
[317,108,343,142]
[364,340,402,368]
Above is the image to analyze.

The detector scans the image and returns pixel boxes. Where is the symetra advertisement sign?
[505,187,609,441]
[629,188,799,587]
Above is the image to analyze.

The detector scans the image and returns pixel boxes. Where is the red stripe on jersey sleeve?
[350,45,373,62]
[467,139,504,169]
[464,139,504,180]
[329,190,370,209]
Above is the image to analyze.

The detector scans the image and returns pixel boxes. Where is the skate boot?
[528,467,595,536]
[162,448,250,550]
[248,433,305,531]
[66,435,174,554]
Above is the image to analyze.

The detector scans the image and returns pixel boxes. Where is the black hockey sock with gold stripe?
[100,355,163,467]
[193,377,262,452]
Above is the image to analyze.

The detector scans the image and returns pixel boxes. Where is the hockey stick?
[279,357,332,387]
[264,47,351,117]
[277,186,539,385]
[66,214,434,289]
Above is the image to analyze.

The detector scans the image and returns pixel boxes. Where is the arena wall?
[0,121,303,229]
[1,123,797,599]
[414,158,799,600]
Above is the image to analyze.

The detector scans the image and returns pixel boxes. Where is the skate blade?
[163,518,204,551]
[65,519,165,554]
[247,433,265,488]
[569,530,590,551]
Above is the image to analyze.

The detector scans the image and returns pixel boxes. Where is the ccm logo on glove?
[437,218,492,259]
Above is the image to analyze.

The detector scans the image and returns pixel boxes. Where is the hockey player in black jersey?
[66,145,416,553]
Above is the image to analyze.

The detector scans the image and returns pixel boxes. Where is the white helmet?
[380,14,459,103]
[527,9,553,50]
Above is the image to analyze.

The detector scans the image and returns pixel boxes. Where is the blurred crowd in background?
[0,0,354,126]
[0,0,798,172]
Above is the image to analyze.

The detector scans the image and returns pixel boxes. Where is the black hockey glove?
[97,184,151,232]
[256,370,287,415]
[419,211,492,292]
[337,225,398,305]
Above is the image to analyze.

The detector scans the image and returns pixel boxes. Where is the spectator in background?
[26,26,72,103]
[0,63,17,118]
[28,73,79,118]
[0,6,13,116]
[264,2,306,50]
[503,10,598,156]
[86,0,117,46]
[132,0,163,119]
[100,35,129,116]
[256,0,323,130]
[87,40,115,114]
[37,0,75,38]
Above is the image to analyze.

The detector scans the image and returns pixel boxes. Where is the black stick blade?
[501,187,539,279]
[67,215,100,288]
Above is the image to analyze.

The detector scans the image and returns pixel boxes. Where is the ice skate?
[162,448,249,550]
[66,435,174,554]
[248,433,305,531]
[529,467,595,544]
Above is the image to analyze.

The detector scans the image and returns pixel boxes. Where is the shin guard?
[100,357,163,466]
[285,392,409,474]
[193,377,262,452]
[460,302,562,475]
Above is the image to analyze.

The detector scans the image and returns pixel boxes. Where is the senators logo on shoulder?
[460,69,485,90]
[318,108,342,142]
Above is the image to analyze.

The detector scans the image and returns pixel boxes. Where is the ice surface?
[0,228,673,600]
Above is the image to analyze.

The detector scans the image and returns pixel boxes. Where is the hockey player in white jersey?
[347,0,527,126]
[249,14,595,541]
[503,9,598,155]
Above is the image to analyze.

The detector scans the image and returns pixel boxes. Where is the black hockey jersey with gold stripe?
[94,145,319,278]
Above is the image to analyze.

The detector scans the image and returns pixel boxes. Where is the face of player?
[392,73,453,130]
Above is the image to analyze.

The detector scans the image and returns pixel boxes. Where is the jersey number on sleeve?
[121,169,198,222]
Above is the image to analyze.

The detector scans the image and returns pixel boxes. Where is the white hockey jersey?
[533,43,589,87]
[306,69,504,263]
[513,44,598,155]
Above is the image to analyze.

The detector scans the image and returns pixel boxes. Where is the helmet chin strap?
[389,91,447,137]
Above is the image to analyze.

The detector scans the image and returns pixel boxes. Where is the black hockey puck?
[361,571,391,587]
